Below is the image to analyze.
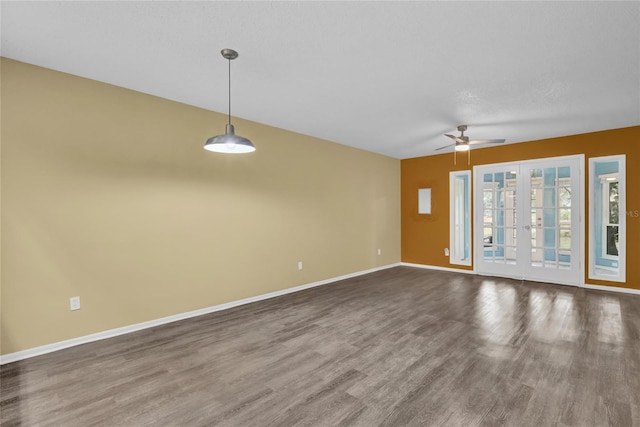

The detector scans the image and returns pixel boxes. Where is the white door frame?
[473,155,585,287]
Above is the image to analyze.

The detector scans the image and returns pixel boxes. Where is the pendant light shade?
[204,49,255,154]
[204,124,255,153]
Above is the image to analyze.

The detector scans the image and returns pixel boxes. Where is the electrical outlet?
[377,248,381,256]
[444,248,450,256]
[298,261,303,270]
[70,296,81,311]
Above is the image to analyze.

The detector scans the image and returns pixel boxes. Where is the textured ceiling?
[2,1,639,159]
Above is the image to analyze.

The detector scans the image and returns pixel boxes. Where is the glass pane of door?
[482,171,515,265]
[528,165,572,271]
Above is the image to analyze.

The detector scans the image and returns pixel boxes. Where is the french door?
[474,156,583,285]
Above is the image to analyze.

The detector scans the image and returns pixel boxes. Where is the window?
[589,156,625,282]
[450,171,471,266]
[600,174,619,259]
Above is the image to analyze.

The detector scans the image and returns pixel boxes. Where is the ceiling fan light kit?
[204,48,256,154]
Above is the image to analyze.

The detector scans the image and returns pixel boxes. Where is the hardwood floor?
[2,266,639,426]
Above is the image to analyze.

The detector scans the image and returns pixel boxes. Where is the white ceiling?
[2,1,639,159]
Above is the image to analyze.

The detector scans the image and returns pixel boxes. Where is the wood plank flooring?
[2,266,640,426]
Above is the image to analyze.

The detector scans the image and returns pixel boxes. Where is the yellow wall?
[0,58,401,355]
[401,126,640,290]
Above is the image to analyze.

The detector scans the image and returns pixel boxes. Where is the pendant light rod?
[221,49,237,125]
[204,48,255,154]
[227,54,231,125]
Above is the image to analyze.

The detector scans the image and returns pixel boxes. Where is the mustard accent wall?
[401,126,640,290]
[0,58,401,355]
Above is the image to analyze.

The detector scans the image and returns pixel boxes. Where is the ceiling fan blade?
[435,143,454,151]
[444,134,464,143]
[468,138,506,145]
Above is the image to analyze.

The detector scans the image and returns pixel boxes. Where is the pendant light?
[204,49,255,153]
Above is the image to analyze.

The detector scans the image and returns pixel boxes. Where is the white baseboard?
[4,262,636,365]
[582,283,640,295]
[400,262,476,275]
[402,262,640,295]
[0,263,402,365]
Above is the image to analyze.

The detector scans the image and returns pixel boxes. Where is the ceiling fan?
[436,125,506,164]
[436,125,505,152]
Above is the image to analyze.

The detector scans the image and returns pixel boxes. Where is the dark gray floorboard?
[2,266,639,426]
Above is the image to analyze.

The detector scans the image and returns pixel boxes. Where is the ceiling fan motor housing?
[436,124,505,151]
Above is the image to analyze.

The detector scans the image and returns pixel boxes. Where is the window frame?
[588,155,626,282]
[449,171,472,266]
